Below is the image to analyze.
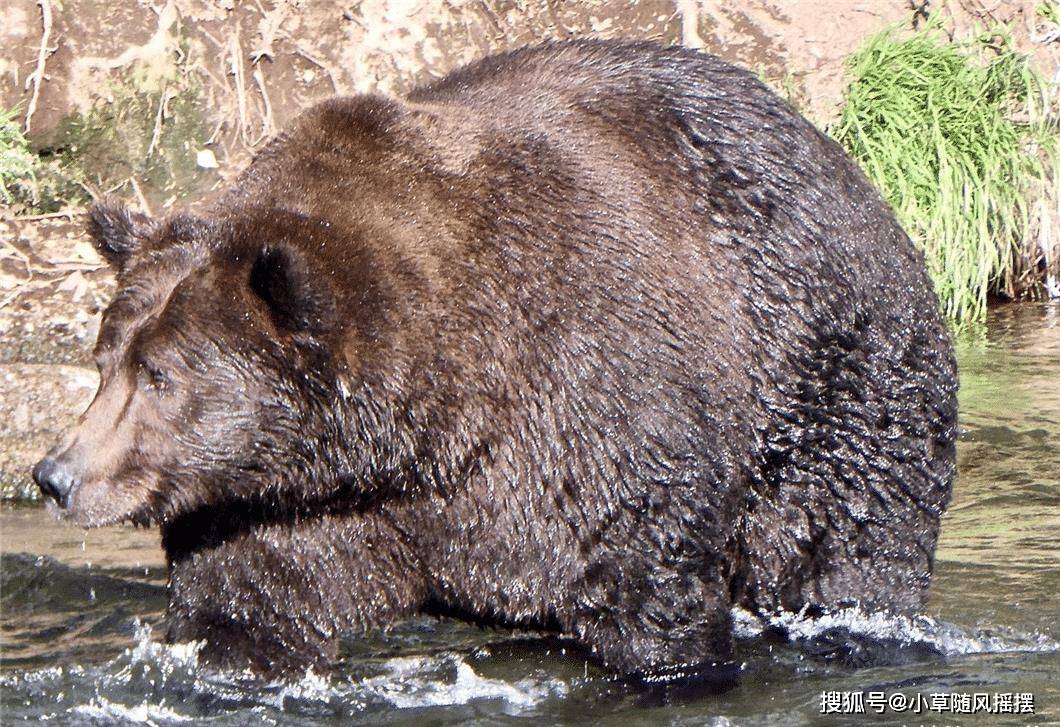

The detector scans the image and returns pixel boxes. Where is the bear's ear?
[87,198,156,269]
[249,243,335,334]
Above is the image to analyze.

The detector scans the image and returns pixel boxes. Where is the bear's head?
[32,199,391,527]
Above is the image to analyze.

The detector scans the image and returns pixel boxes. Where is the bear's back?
[405,40,937,329]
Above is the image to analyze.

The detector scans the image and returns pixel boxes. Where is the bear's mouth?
[51,477,161,529]
[48,497,154,530]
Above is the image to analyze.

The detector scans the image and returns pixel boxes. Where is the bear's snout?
[32,456,80,508]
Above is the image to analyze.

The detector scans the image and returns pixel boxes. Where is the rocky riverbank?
[0,217,111,497]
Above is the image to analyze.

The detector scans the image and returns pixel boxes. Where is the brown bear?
[33,40,957,683]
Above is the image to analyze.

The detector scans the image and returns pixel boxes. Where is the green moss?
[830,22,1058,325]
[0,106,40,212]
[46,78,211,210]
[3,55,212,216]
[1038,1,1059,27]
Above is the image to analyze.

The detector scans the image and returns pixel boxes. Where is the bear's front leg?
[162,511,427,679]
[164,587,335,678]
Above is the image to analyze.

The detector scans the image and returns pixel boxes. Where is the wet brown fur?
[40,40,957,680]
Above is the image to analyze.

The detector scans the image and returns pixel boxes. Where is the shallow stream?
[1,304,1058,725]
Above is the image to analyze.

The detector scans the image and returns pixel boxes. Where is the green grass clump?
[0,107,38,209]
[831,23,1058,323]
[1038,2,1059,27]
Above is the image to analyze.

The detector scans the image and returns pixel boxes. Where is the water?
[2,304,1058,725]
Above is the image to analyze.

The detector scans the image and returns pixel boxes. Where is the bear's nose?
[32,457,79,508]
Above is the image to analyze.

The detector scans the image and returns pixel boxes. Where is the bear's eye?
[139,362,169,393]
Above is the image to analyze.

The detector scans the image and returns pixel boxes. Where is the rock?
[0,218,110,499]
[0,364,98,499]
[196,149,219,169]
[0,218,113,367]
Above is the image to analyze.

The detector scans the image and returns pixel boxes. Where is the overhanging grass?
[830,23,1058,324]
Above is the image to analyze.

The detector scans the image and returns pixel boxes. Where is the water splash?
[126,620,202,670]
[732,607,767,639]
[74,698,194,725]
[361,654,568,712]
[0,622,568,723]
[734,604,1060,656]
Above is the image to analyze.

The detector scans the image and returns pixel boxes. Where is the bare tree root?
[229,31,252,147]
[24,0,54,133]
[252,66,276,145]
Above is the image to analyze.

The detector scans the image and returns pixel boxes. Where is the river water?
[1,304,1058,725]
